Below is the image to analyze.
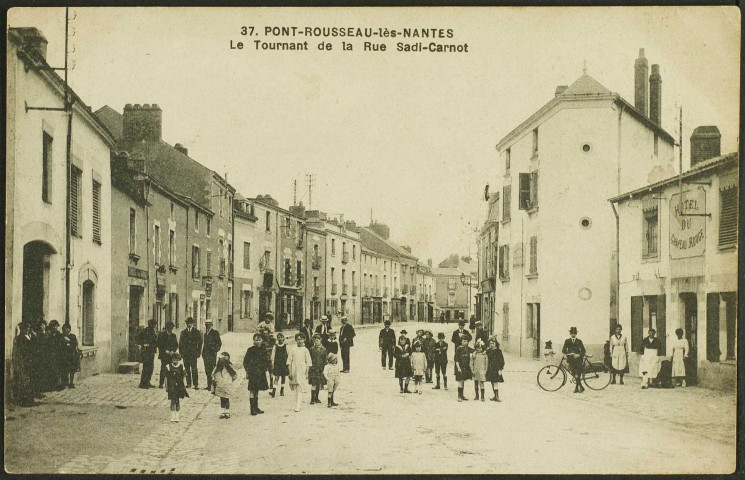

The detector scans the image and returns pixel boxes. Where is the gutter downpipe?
[613,102,625,326]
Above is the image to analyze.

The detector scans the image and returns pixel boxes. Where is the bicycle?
[537,354,611,392]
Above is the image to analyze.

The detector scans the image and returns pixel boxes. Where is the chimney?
[690,126,721,167]
[289,204,306,217]
[555,85,568,97]
[634,48,649,116]
[649,64,662,125]
[12,28,48,60]
[123,103,162,142]
[344,220,357,231]
[174,143,188,156]
[369,222,390,239]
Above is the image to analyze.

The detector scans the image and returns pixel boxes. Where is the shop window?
[630,295,666,354]
[707,292,737,362]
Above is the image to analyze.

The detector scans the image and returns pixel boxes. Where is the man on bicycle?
[562,326,586,393]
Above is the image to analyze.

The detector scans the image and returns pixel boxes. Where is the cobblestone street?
[5,322,736,474]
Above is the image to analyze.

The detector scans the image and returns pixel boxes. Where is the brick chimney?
[123,104,162,142]
[555,85,568,97]
[690,126,721,167]
[12,27,48,60]
[174,143,188,156]
[289,204,306,217]
[634,48,649,116]
[649,64,662,125]
[368,222,390,239]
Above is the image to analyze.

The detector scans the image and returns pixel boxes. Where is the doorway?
[22,241,54,325]
[681,293,698,385]
[259,290,273,326]
[82,280,96,346]
[128,286,143,361]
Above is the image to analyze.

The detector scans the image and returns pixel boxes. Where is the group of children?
[393,329,506,403]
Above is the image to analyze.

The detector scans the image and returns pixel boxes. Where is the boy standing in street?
[433,332,449,390]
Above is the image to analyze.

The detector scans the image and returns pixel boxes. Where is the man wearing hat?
[451,319,473,352]
[179,317,203,389]
[562,327,586,393]
[338,316,356,373]
[315,316,331,344]
[138,319,158,389]
[202,320,222,390]
[474,321,489,346]
[300,318,314,350]
[379,321,396,370]
[157,322,178,388]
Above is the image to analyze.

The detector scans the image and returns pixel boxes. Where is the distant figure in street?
[179,318,203,389]
[287,333,311,412]
[379,321,396,370]
[211,352,237,419]
[165,353,189,423]
[485,337,505,402]
[157,322,178,389]
[639,329,661,390]
[270,333,289,398]
[671,328,689,387]
[323,353,341,407]
[411,343,426,394]
[59,323,80,389]
[609,325,628,385]
[469,315,477,333]
[202,320,222,391]
[244,333,269,416]
[422,331,436,383]
[439,313,446,324]
[46,320,64,391]
[300,319,314,351]
[432,332,449,390]
[454,335,473,402]
[138,319,158,389]
[12,322,36,407]
[451,320,472,356]
[471,340,489,401]
[338,316,356,373]
[394,335,413,394]
[543,340,555,365]
[308,334,328,405]
[562,327,586,393]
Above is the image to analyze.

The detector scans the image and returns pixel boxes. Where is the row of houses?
[475,49,738,391]
[6,27,472,380]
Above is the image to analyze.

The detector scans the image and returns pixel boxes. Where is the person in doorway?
[12,322,36,407]
[179,317,203,389]
[165,353,189,423]
[639,329,661,389]
[609,324,628,385]
[454,335,473,401]
[300,319,314,351]
[432,332,449,390]
[212,352,237,419]
[138,319,158,389]
[308,333,328,405]
[562,326,586,393]
[243,333,270,415]
[671,328,689,387]
[202,320,222,391]
[323,353,341,407]
[379,321,396,370]
[485,337,505,402]
[315,316,331,344]
[338,316,356,373]
[411,342,426,394]
[157,322,179,388]
[422,330,436,383]
[287,333,311,412]
[451,320,472,354]
[394,335,413,394]
[270,332,289,397]
[59,323,80,388]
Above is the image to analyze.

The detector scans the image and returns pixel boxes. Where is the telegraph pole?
[64,7,73,327]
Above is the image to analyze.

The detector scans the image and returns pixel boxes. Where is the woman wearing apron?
[639,329,661,389]
[609,325,628,385]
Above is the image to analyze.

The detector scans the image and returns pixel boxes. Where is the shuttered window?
[502,303,509,339]
[243,242,251,269]
[529,236,538,275]
[129,208,136,254]
[718,186,737,248]
[206,250,212,276]
[502,185,511,221]
[499,245,510,280]
[192,246,200,279]
[530,171,539,208]
[70,166,82,237]
[643,207,659,258]
[42,132,53,203]
[92,181,101,244]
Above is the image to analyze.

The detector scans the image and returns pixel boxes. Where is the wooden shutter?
[206,250,212,276]
[92,181,101,244]
[503,185,511,221]
[656,295,666,355]
[504,245,510,279]
[531,171,539,207]
[519,173,531,210]
[502,303,509,338]
[530,236,537,274]
[718,186,738,247]
[70,167,81,237]
[631,296,644,352]
[706,293,720,361]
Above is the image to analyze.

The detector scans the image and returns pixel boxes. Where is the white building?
[610,149,737,391]
[6,28,115,376]
[487,50,677,359]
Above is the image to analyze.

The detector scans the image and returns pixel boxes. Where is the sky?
[8,7,740,264]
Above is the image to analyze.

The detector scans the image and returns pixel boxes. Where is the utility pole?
[293,179,297,206]
[678,105,683,213]
[305,174,314,209]
[64,7,73,327]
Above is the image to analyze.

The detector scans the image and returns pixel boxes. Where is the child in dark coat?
[422,331,436,383]
[308,334,328,405]
[454,336,473,402]
[244,333,270,416]
[485,337,505,402]
[394,336,413,394]
[165,353,189,422]
[432,332,449,390]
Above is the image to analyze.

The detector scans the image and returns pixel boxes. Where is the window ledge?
[80,346,98,358]
[93,239,102,246]
[531,152,539,162]
[717,244,737,253]
[642,255,660,263]
[501,219,511,225]
[169,265,179,273]
[504,172,511,178]
[526,273,538,279]
[527,206,539,216]
[719,359,737,366]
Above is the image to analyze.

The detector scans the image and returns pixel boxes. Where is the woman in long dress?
[670,328,689,387]
[609,324,628,385]
[639,329,661,389]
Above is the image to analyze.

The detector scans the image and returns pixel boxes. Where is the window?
[505,148,511,173]
[194,210,199,232]
[447,291,456,307]
[643,206,659,258]
[170,203,174,220]
[502,303,509,339]
[154,224,161,264]
[263,250,271,268]
[218,239,225,275]
[206,217,211,236]
[532,128,539,155]
[206,250,212,276]
[447,278,457,290]
[719,185,738,248]
[243,242,251,269]
[353,245,356,260]
[265,211,271,232]
[529,236,538,275]
[707,292,737,362]
[285,216,291,238]
[352,271,356,286]
[169,293,179,325]
[191,246,200,278]
[502,185,511,221]
[169,230,175,266]
[526,303,540,338]
[284,259,292,285]
[498,245,510,280]
[653,134,659,156]
[81,280,95,346]
[296,260,302,286]
[205,299,211,320]
[331,239,336,256]
[518,172,539,210]
[42,132,53,203]
[91,181,102,244]
[129,209,137,254]
[241,290,252,318]
[70,166,82,237]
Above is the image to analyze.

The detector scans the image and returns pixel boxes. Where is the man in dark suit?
[157,321,178,388]
[451,320,473,353]
[202,320,222,390]
[474,321,489,346]
[379,321,396,370]
[315,316,331,344]
[300,318,314,350]
[562,326,586,393]
[179,317,203,389]
[138,319,158,389]
[338,316,356,373]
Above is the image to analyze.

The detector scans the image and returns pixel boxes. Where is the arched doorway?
[22,241,55,325]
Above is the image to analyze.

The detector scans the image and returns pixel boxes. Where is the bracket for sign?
[680,213,711,217]
[683,180,712,186]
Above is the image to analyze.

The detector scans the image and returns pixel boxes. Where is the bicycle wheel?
[537,365,567,392]
[582,362,611,390]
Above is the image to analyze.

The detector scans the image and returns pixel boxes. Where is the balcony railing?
[342,284,348,295]
[331,284,338,295]
[342,251,350,264]
[383,287,389,298]
[312,255,322,269]
[352,285,358,296]
[394,288,400,297]
[401,285,409,294]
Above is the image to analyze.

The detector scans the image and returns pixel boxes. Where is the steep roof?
[94,105,124,141]
[560,73,612,96]
[359,227,418,261]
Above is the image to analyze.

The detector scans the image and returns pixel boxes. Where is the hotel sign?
[669,189,706,259]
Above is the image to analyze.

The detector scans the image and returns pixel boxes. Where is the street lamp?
[460,272,473,321]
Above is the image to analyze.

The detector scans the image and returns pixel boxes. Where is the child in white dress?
[287,333,312,412]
